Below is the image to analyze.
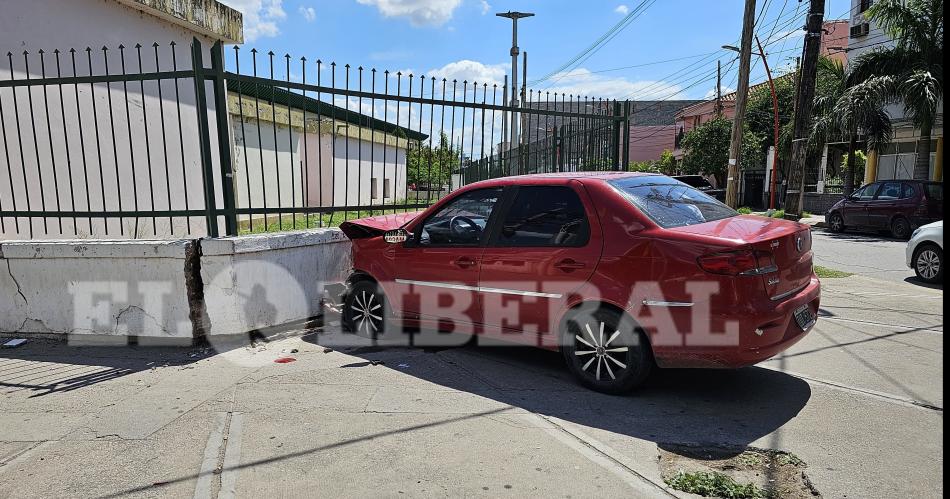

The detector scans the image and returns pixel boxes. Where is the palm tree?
[845,0,943,180]
[811,57,891,195]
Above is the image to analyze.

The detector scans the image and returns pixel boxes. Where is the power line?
[531,0,657,86]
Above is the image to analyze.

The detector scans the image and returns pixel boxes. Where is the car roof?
[461,171,662,188]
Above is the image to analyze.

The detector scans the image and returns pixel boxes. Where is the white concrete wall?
[232,119,409,213]
[0,239,194,343]
[0,0,227,240]
[331,135,408,207]
[1,229,354,339]
[198,229,351,335]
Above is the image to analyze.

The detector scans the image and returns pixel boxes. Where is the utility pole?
[497,11,534,175]
[716,60,722,116]
[724,0,756,208]
[785,0,825,218]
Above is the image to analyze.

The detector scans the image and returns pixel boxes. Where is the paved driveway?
[811,227,941,287]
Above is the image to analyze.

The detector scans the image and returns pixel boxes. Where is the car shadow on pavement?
[903,276,943,290]
[305,332,812,459]
[0,341,202,398]
[814,228,902,242]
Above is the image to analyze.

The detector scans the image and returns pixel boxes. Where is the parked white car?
[906,221,943,283]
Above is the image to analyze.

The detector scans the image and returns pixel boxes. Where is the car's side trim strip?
[641,299,694,307]
[395,279,563,299]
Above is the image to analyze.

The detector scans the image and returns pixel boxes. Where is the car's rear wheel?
[561,307,652,394]
[828,212,845,233]
[343,279,387,336]
[913,244,943,284]
[890,216,911,239]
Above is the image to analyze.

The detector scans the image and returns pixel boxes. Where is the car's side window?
[853,184,878,201]
[494,186,590,247]
[876,182,902,200]
[417,188,502,246]
[902,183,917,199]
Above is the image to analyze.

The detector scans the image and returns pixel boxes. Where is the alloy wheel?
[573,321,630,381]
[830,214,843,232]
[350,290,383,334]
[916,249,941,280]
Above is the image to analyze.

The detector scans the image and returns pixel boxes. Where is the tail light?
[698,250,777,276]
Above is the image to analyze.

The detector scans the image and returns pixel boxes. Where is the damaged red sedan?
[339,172,819,393]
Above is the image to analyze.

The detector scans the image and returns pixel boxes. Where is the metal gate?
[0,39,630,239]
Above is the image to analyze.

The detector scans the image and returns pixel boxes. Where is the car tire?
[343,279,387,336]
[890,216,911,240]
[913,244,943,284]
[561,307,653,394]
[828,212,845,233]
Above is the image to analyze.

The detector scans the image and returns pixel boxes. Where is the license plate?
[793,304,816,330]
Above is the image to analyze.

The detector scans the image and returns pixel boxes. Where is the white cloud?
[356,0,463,26]
[543,68,685,100]
[480,0,491,15]
[428,60,507,86]
[298,5,316,22]
[219,0,287,42]
[615,4,629,15]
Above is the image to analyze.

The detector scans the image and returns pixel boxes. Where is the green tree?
[407,133,459,188]
[745,74,797,165]
[811,57,892,194]
[844,0,943,180]
[679,117,761,186]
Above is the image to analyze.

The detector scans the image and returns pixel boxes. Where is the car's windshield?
[609,176,737,228]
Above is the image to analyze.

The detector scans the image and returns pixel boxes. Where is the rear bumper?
[654,276,821,369]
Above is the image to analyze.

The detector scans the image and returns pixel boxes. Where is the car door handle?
[454,257,477,269]
[554,259,586,271]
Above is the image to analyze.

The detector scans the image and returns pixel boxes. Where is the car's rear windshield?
[672,175,712,188]
[608,176,737,228]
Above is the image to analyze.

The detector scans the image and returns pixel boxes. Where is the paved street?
[811,226,930,285]
[0,270,942,499]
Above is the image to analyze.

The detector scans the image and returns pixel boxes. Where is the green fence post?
[209,41,238,236]
[191,38,219,237]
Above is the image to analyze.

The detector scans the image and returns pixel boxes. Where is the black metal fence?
[0,39,630,239]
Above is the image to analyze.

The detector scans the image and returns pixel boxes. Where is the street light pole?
[754,36,781,211]
[724,0,757,208]
[497,11,534,175]
[724,36,779,210]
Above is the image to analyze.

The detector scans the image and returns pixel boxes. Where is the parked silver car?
[906,221,943,283]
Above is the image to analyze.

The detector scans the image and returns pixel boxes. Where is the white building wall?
[0,0,227,240]
[232,119,409,214]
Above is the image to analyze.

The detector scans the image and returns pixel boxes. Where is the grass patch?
[664,470,761,498]
[814,265,853,278]
[237,207,427,235]
[737,207,753,215]
[770,209,785,218]
[736,451,764,467]
[775,452,805,467]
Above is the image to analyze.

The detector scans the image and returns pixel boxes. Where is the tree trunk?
[914,119,933,180]
[844,133,857,196]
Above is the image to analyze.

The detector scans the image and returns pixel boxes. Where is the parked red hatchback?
[340,172,820,393]
[825,180,943,239]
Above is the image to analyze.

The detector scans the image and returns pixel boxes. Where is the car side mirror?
[383,228,412,244]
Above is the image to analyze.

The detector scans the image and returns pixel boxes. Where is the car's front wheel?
[913,244,943,284]
[828,212,845,233]
[561,307,652,394]
[343,279,387,336]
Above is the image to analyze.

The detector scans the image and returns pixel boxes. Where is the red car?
[340,172,820,393]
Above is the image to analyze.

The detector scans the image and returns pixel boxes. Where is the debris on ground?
[658,445,820,499]
[323,347,334,353]
[397,363,410,368]
[3,338,27,348]
[370,360,385,366]
[274,357,297,364]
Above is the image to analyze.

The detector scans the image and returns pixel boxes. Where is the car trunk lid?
[670,215,814,299]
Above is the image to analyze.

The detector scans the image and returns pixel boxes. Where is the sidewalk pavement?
[0,274,942,499]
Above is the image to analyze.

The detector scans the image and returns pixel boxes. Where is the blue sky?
[219,0,852,101]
